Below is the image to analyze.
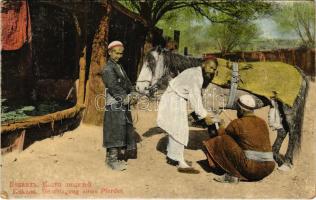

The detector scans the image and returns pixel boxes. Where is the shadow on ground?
[142,127,165,137]
[156,130,210,154]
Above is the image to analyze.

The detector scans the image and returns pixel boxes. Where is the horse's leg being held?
[282,104,302,169]
[272,128,288,166]
[277,104,296,171]
[284,129,297,165]
[279,71,308,171]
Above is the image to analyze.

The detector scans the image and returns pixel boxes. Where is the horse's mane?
[146,47,203,76]
[163,50,203,75]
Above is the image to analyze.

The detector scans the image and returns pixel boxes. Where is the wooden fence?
[212,48,315,77]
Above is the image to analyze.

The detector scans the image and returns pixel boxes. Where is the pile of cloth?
[212,58,302,107]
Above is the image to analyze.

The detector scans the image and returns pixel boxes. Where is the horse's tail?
[292,66,309,153]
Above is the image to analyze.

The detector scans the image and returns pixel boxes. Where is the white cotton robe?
[157,67,208,146]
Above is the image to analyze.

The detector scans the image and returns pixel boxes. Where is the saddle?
[211,58,303,107]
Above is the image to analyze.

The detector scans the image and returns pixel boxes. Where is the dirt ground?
[1,82,315,199]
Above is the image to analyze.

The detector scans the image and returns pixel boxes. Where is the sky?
[192,14,301,40]
[256,0,314,40]
[255,17,299,40]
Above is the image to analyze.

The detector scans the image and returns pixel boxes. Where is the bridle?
[136,80,159,96]
[136,52,165,96]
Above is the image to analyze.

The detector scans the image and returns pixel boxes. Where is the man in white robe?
[157,56,218,174]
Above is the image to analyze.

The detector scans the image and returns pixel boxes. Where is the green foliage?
[207,19,261,54]
[1,100,73,123]
[272,1,315,48]
[118,0,273,27]
[119,0,277,54]
[157,8,262,55]
[157,8,212,55]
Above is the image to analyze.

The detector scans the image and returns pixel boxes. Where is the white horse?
[136,47,309,170]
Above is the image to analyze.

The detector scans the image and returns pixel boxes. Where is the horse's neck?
[164,51,202,75]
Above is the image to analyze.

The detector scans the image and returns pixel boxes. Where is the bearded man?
[157,55,218,174]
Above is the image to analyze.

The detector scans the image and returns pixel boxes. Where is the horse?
[136,46,309,171]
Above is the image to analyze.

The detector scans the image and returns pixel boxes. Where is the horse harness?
[226,62,239,109]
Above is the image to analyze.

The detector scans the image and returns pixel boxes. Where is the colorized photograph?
[1,0,315,199]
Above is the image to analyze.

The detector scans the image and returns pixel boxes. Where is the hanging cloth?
[1,0,32,50]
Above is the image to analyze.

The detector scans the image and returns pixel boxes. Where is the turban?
[203,54,217,62]
[237,95,256,111]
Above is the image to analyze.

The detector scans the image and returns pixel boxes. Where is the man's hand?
[129,96,138,105]
[129,92,139,105]
[204,114,214,126]
[123,96,130,105]
[219,119,226,128]
[123,93,139,105]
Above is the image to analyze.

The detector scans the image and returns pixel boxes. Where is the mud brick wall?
[1,44,33,100]
[30,2,80,102]
[108,8,147,83]
[1,3,80,102]
[2,1,147,102]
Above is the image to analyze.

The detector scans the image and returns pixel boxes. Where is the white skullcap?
[108,41,123,49]
[237,95,256,111]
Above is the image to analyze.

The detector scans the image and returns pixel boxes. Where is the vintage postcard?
[1,0,315,199]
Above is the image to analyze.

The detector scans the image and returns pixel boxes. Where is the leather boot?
[106,148,127,171]
[125,148,137,160]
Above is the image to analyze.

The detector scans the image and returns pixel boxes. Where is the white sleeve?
[188,75,208,119]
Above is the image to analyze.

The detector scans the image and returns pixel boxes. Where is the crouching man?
[203,94,275,183]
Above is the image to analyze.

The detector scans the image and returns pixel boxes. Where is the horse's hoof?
[277,163,293,171]
[273,155,284,166]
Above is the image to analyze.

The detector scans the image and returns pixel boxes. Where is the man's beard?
[202,73,214,88]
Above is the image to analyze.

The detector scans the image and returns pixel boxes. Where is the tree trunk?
[78,47,86,105]
[82,2,110,125]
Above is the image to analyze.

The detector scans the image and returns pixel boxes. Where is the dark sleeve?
[217,127,226,136]
[102,66,127,101]
[126,76,136,93]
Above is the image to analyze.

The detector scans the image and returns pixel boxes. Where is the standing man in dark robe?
[203,94,275,183]
[102,41,137,171]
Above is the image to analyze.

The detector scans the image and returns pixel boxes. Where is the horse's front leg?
[284,131,296,163]
[272,128,288,166]
[275,128,298,171]
[276,104,298,171]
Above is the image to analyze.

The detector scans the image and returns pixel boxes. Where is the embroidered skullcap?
[108,41,123,49]
[237,95,256,111]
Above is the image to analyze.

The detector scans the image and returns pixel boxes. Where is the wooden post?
[1,130,26,153]
[311,49,315,81]
[305,48,311,75]
[78,47,86,105]
[291,49,296,66]
[184,47,188,56]
[17,130,26,152]
[301,49,307,73]
[174,30,180,50]
[82,1,110,125]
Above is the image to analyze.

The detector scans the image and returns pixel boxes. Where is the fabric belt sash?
[244,150,274,162]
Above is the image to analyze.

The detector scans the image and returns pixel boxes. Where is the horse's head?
[136,46,166,95]
[136,46,203,95]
